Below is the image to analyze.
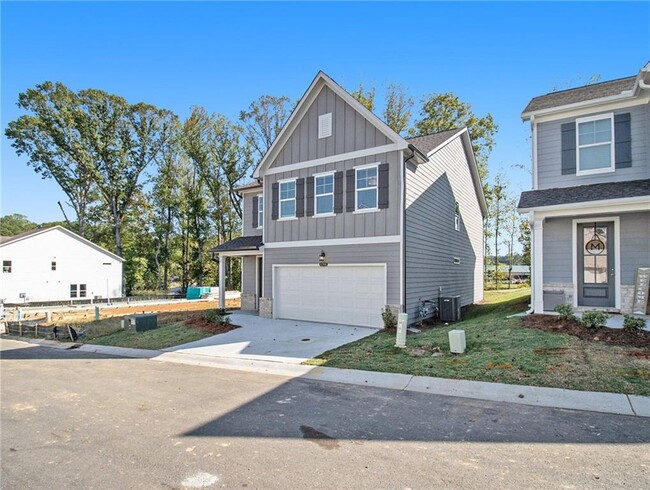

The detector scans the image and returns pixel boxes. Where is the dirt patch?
[486,363,513,370]
[522,314,650,348]
[184,315,240,334]
[628,351,650,360]
[534,347,569,355]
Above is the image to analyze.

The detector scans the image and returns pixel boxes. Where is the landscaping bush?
[580,310,608,329]
[554,303,576,321]
[623,315,646,335]
[203,309,231,326]
[381,306,397,329]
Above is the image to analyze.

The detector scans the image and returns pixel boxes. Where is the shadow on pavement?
[0,343,131,360]
[182,376,650,444]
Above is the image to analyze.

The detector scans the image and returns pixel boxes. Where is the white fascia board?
[521,196,650,217]
[254,71,409,179]
[522,94,650,123]
[216,250,262,257]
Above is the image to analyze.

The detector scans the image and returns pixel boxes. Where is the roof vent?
[318,113,332,139]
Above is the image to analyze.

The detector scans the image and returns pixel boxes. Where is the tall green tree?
[411,93,497,182]
[487,173,507,289]
[383,83,413,135]
[5,82,98,237]
[519,219,531,267]
[239,95,293,162]
[0,214,36,236]
[351,83,376,111]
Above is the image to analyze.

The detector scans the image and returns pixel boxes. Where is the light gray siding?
[264,151,401,242]
[619,211,650,285]
[271,86,391,168]
[241,189,263,237]
[242,256,257,295]
[264,243,400,306]
[536,104,649,190]
[543,218,573,283]
[404,137,484,320]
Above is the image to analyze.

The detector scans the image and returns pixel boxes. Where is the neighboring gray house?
[212,72,486,327]
[518,63,650,314]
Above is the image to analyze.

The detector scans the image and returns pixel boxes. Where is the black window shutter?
[378,163,389,209]
[252,196,259,228]
[614,113,632,169]
[306,176,315,217]
[271,182,279,220]
[333,171,343,214]
[345,169,355,212]
[295,178,305,217]
[561,122,576,175]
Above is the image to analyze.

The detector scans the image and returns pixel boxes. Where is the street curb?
[5,336,649,417]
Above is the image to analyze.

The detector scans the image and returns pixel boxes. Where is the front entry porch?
[209,236,263,311]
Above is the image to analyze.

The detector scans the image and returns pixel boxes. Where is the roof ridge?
[531,75,636,99]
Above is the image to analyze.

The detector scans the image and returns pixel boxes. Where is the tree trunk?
[163,206,171,290]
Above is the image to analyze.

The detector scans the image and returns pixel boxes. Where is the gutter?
[405,144,429,165]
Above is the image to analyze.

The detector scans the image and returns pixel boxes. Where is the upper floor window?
[279,179,296,219]
[315,173,335,215]
[355,165,378,211]
[576,114,614,175]
[70,284,78,298]
[3,260,11,273]
[257,195,264,229]
[51,261,57,271]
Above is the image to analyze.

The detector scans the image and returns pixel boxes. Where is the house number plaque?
[632,267,650,315]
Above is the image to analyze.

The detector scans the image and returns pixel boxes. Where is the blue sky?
[1,1,649,224]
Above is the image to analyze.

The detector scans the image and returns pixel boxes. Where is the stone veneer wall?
[259,297,273,319]
[620,285,636,314]
[241,294,257,311]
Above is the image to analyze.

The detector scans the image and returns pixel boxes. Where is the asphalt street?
[1,338,649,489]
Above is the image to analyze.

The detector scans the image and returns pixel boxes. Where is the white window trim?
[575,113,615,177]
[313,171,335,217]
[354,163,379,212]
[278,178,297,220]
[256,194,264,229]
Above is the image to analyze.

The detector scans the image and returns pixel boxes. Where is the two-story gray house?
[212,72,486,327]
[518,63,650,315]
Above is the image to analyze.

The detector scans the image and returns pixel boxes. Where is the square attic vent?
[318,113,332,139]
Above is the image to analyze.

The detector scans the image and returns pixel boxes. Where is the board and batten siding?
[536,104,649,190]
[543,211,649,287]
[241,189,263,238]
[264,243,400,306]
[271,85,391,168]
[264,150,401,242]
[404,136,484,320]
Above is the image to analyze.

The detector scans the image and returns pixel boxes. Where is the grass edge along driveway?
[305,289,650,396]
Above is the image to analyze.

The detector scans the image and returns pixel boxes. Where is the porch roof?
[209,235,263,253]
[518,179,650,211]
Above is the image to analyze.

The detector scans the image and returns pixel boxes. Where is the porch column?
[218,254,226,309]
[533,217,544,314]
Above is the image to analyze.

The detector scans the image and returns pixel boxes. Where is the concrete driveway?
[161,312,377,364]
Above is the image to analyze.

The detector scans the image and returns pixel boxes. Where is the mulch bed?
[184,315,240,334]
[522,314,650,348]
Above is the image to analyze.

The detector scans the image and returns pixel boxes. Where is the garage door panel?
[274,265,386,327]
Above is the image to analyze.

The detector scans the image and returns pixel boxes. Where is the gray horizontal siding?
[242,190,263,237]
[242,256,257,295]
[263,243,400,306]
[542,218,573,283]
[265,151,401,242]
[537,104,649,190]
[272,86,391,168]
[620,211,650,285]
[404,137,484,321]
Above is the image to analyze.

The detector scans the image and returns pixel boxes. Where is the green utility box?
[186,287,211,300]
[124,314,158,332]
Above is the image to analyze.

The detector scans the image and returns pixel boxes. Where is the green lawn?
[306,288,650,396]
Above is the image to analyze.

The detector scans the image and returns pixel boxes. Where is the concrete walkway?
[161,312,377,364]
[10,336,650,418]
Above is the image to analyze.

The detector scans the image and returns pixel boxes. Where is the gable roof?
[252,71,409,178]
[522,76,637,116]
[406,128,465,155]
[0,225,124,262]
[234,181,263,193]
[518,179,650,210]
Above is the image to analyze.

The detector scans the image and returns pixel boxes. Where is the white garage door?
[274,265,386,328]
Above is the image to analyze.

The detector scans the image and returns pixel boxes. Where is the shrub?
[381,306,397,329]
[203,309,230,326]
[554,303,576,321]
[580,310,608,329]
[623,315,646,335]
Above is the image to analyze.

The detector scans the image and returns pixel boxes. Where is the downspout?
[402,152,407,314]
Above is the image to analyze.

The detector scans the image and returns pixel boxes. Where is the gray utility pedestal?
[123,314,158,332]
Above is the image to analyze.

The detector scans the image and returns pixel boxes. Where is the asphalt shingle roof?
[518,179,649,210]
[209,235,263,253]
[234,181,263,192]
[522,76,637,115]
[406,128,464,155]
